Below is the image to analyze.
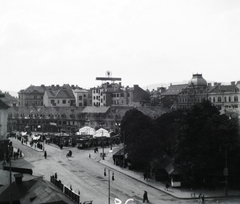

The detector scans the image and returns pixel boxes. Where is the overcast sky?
[1,0,240,95]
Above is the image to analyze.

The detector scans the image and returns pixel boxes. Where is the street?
[9,138,240,204]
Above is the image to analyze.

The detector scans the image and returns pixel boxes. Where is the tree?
[121,108,156,166]
[153,109,184,156]
[174,100,240,184]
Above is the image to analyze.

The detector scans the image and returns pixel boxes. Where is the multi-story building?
[178,74,209,109]
[92,82,150,107]
[208,81,240,116]
[18,85,47,107]
[7,105,166,134]
[73,88,91,107]
[18,84,86,107]
[161,84,188,109]
[150,74,240,118]
[0,93,10,160]
[0,94,10,139]
[43,84,76,107]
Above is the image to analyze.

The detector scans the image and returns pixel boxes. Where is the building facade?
[7,105,166,134]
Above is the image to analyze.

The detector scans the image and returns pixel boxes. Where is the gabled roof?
[20,85,48,94]
[161,84,188,96]
[45,85,75,99]
[209,84,239,93]
[0,92,18,104]
[0,173,75,204]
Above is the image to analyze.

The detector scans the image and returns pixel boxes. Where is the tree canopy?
[120,101,240,183]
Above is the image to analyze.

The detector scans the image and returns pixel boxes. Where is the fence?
[50,175,80,204]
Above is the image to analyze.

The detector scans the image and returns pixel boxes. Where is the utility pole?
[8,144,12,204]
[220,143,232,196]
[104,168,114,204]
[123,131,125,168]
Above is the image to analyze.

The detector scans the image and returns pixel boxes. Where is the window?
[63,100,66,104]
[217,97,221,102]
[79,96,82,100]
[234,96,238,102]
[213,97,215,102]
[229,96,231,102]
[79,103,82,106]
[224,97,227,102]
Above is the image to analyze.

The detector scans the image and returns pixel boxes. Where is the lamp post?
[104,167,114,204]
[219,143,232,196]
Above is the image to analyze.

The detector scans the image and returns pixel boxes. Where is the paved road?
[10,139,240,204]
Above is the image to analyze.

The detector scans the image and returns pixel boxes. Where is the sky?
[1,0,240,96]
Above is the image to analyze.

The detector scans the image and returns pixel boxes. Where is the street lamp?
[104,167,114,204]
[219,143,232,196]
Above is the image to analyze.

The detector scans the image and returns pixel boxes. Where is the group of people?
[13,148,22,159]
[198,193,205,203]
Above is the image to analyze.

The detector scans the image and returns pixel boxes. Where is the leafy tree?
[120,108,156,165]
[153,109,184,156]
[174,100,240,182]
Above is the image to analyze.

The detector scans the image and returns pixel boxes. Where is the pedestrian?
[54,172,58,179]
[165,180,170,191]
[89,154,91,158]
[198,193,202,203]
[20,151,22,158]
[143,190,149,203]
[44,151,47,159]
[202,195,205,203]
[143,172,147,180]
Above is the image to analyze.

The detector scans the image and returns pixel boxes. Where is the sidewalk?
[90,147,240,200]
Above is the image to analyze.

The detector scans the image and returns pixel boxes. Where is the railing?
[50,175,81,204]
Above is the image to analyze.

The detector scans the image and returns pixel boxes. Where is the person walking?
[201,195,205,203]
[44,151,47,159]
[143,190,149,203]
[143,172,147,180]
[198,193,202,203]
[165,180,170,191]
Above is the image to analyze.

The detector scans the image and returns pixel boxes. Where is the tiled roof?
[82,106,110,113]
[0,172,74,204]
[21,85,48,94]
[7,106,167,119]
[0,99,10,109]
[0,92,18,104]
[209,84,239,93]
[7,106,85,118]
[161,84,188,96]
[136,106,168,118]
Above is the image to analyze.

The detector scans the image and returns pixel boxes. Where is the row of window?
[179,96,239,103]
[209,96,238,103]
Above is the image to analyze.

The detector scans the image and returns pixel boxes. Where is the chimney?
[214,82,218,86]
[14,174,23,184]
[208,83,212,87]
[231,81,235,86]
